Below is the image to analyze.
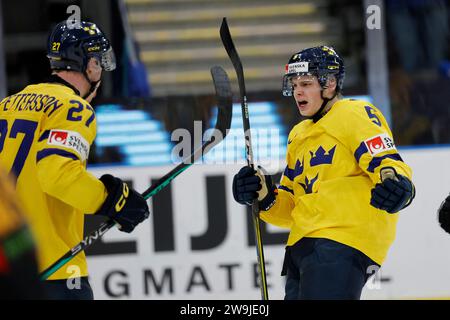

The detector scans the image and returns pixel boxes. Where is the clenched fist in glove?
[370,167,415,213]
[96,174,150,233]
[438,195,450,234]
[232,165,277,211]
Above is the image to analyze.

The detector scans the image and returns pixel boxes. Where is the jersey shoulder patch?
[46,129,90,161]
[364,133,396,156]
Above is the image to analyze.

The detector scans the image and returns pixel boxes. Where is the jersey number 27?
[0,119,38,181]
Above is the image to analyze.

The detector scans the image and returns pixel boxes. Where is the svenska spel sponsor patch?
[285,62,309,74]
[47,129,90,161]
[364,133,396,156]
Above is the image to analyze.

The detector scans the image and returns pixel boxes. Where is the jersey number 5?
[365,106,382,127]
[0,119,38,181]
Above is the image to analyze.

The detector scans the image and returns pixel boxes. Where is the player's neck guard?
[46,74,81,96]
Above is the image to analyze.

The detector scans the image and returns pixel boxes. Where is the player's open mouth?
[297,100,308,108]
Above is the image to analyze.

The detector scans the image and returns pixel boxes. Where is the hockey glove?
[96,174,150,233]
[370,167,415,214]
[232,165,277,211]
[438,195,450,234]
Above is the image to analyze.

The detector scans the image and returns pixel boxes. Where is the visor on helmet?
[84,35,116,72]
[100,47,116,71]
[282,61,316,96]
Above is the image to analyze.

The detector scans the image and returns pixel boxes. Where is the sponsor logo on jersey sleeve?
[364,133,396,156]
[48,130,68,144]
[47,129,90,161]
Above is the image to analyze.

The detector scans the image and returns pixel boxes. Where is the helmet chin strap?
[310,88,338,123]
[82,70,100,100]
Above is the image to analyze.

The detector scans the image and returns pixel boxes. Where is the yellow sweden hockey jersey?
[0,80,107,279]
[260,99,413,265]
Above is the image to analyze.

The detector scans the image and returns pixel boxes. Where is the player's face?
[290,75,324,117]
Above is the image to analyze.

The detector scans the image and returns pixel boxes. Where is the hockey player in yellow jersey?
[0,20,149,299]
[232,46,415,299]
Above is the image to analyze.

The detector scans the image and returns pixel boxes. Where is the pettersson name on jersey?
[47,129,90,161]
[364,133,396,156]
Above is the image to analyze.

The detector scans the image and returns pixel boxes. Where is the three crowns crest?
[310,145,336,166]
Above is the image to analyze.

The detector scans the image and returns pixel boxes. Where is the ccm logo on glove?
[96,174,150,233]
[115,183,129,212]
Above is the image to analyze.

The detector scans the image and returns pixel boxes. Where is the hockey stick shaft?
[40,66,233,280]
[220,17,269,300]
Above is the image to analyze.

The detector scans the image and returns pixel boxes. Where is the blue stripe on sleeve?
[36,148,79,162]
[38,130,50,142]
[354,142,368,163]
[278,185,294,195]
[367,153,403,173]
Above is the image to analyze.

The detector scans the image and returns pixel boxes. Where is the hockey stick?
[40,66,233,280]
[220,18,269,300]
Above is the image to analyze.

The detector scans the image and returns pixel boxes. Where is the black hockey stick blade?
[40,66,233,280]
[202,66,233,156]
[220,17,246,99]
[209,65,233,137]
[141,65,232,199]
[220,17,252,161]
